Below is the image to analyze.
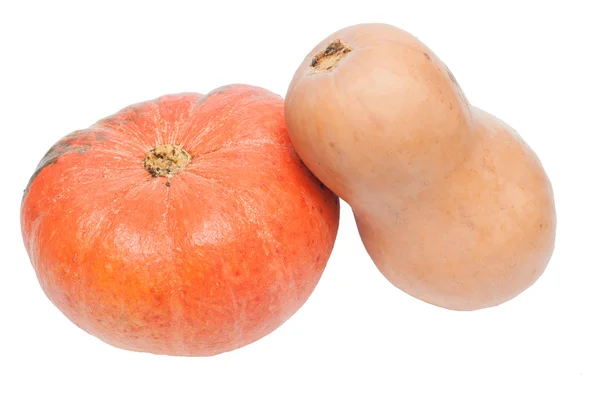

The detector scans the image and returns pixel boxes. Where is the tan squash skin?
[285,23,556,310]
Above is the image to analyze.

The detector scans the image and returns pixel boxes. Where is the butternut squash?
[285,23,556,310]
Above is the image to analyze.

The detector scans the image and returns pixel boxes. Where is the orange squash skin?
[21,84,340,356]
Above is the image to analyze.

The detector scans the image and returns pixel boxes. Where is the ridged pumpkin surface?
[21,84,340,356]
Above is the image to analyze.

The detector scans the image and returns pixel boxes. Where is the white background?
[1,1,598,398]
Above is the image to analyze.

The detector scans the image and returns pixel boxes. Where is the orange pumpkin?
[21,84,340,356]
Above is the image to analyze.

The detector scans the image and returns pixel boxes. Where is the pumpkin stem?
[144,144,191,178]
[310,39,352,73]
